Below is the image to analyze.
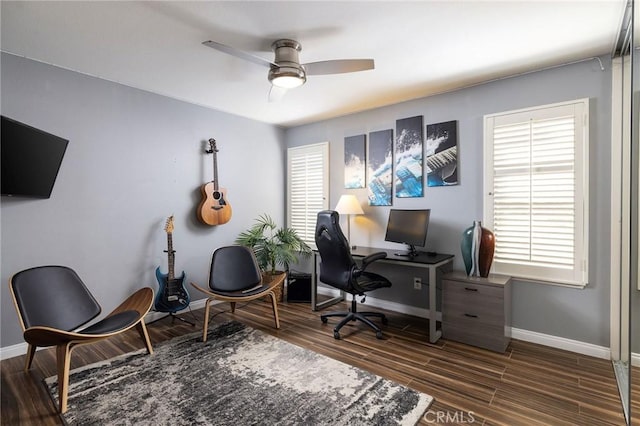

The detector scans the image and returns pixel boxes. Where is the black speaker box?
[287,272,311,302]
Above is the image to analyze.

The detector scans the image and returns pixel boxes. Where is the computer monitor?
[384,209,430,256]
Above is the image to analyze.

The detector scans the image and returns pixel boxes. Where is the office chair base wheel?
[321,317,328,324]
[333,331,341,339]
[376,331,383,339]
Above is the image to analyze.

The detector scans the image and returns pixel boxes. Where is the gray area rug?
[46,321,433,425]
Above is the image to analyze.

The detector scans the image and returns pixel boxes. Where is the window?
[483,99,589,287]
[287,142,329,246]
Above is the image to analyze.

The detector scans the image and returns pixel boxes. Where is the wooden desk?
[311,247,454,343]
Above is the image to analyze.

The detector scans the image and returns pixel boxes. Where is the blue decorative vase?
[461,221,495,277]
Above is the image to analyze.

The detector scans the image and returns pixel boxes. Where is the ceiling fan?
[202,38,374,98]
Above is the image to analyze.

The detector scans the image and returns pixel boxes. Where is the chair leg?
[354,313,383,333]
[334,312,356,332]
[24,344,37,371]
[321,311,351,321]
[202,298,213,342]
[321,297,387,339]
[268,291,280,329]
[360,311,387,320]
[56,343,73,414]
[230,301,236,313]
[136,321,154,355]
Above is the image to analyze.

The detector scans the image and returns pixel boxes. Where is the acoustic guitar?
[154,216,190,313]
[197,138,232,225]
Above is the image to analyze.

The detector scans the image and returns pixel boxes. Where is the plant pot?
[262,271,286,302]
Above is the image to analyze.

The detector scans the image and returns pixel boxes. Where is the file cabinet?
[442,271,512,352]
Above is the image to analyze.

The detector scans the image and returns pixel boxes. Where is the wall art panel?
[426,120,458,186]
[344,134,366,189]
[395,116,423,197]
[367,129,393,206]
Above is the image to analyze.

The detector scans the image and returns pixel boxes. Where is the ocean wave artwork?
[368,129,393,206]
[395,116,424,198]
[344,134,366,189]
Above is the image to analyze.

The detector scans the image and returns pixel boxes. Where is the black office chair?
[315,210,392,339]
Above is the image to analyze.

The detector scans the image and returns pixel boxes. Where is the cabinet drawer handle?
[464,313,478,318]
[464,287,478,292]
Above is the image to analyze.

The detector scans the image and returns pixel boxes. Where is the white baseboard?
[511,328,640,367]
[0,298,212,361]
[318,287,636,363]
[1,341,31,362]
[2,295,638,366]
[510,327,611,360]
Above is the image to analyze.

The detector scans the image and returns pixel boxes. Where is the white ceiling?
[1,1,627,128]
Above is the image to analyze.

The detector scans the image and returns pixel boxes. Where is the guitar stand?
[150,308,198,327]
[168,312,197,326]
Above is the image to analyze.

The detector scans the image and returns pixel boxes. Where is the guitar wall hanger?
[204,138,216,155]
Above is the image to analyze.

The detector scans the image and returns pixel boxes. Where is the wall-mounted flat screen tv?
[1,116,69,198]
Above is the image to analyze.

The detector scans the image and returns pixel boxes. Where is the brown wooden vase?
[461,221,495,277]
[478,226,495,277]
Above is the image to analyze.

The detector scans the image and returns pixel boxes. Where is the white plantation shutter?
[287,142,329,245]
[484,99,588,287]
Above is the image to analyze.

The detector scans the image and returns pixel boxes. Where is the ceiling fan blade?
[202,40,275,68]
[303,59,374,76]
[268,85,288,103]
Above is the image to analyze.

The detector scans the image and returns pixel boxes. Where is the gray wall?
[1,53,285,347]
[0,51,614,350]
[285,57,613,346]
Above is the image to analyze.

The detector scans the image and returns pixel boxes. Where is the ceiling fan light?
[269,67,306,88]
[271,75,304,88]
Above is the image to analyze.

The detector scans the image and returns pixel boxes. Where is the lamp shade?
[334,195,364,215]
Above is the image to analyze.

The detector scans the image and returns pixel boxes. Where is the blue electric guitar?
[154,216,190,313]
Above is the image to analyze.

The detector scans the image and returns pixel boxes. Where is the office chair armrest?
[361,251,387,270]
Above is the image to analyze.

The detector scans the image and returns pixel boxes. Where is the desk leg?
[311,253,318,310]
[311,252,345,311]
[429,266,442,343]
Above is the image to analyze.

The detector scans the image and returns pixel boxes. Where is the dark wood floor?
[1,297,638,425]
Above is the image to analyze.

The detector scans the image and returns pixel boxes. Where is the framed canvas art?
[367,129,393,206]
[394,116,423,198]
[344,134,366,189]
[426,120,458,186]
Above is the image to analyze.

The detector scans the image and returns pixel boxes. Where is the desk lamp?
[335,194,364,248]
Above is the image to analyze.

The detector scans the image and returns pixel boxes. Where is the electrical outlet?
[413,277,422,290]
